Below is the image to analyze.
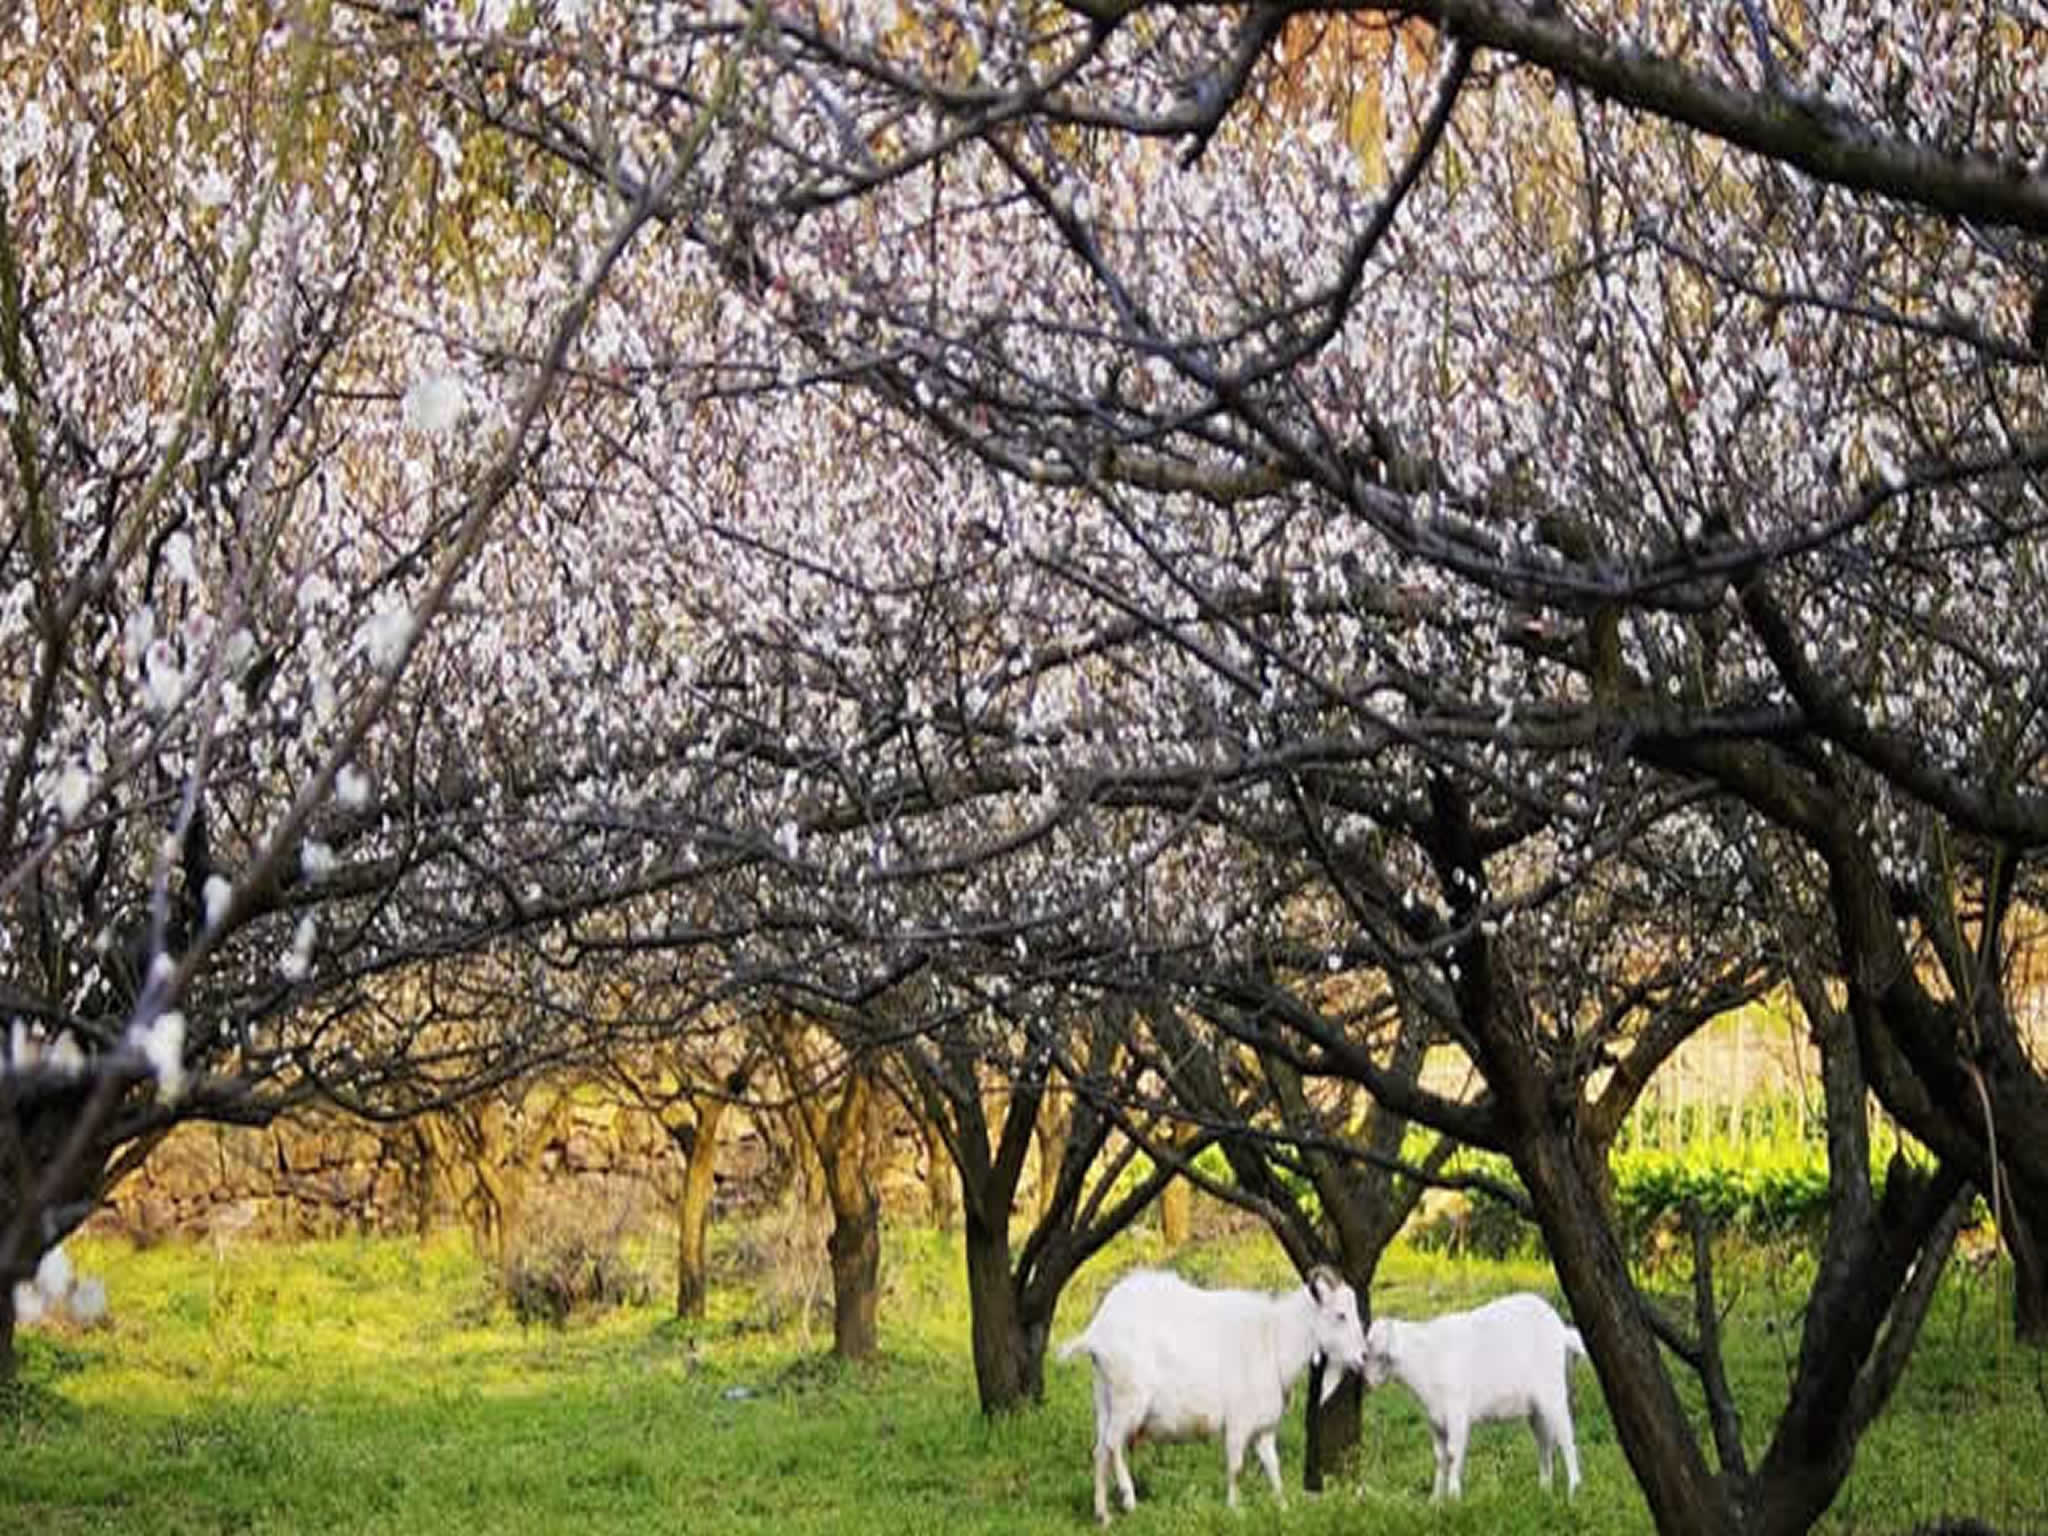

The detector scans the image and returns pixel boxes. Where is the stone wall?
[90,1088,943,1246]
[98,1112,425,1243]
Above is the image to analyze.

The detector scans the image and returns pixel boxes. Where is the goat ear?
[1307,1263,1340,1301]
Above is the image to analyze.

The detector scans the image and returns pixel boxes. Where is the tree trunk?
[812,1069,882,1362]
[406,1122,441,1239]
[919,1117,958,1233]
[673,1097,726,1321]
[1303,1365,1362,1492]
[2005,1202,2048,1341]
[827,1186,880,1361]
[1033,1094,1068,1222]
[1159,1176,1190,1248]
[0,1283,15,1386]
[964,1206,1032,1413]
[1418,774,1738,1536]
[1519,1132,1743,1536]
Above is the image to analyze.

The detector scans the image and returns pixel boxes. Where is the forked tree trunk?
[1522,1133,1741,1536]
[1418,775,1739,1536]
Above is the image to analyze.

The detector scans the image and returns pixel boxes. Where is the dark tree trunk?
[890,1000,1177,1415]
[964,1206,1032,1412]
[1519,1128,1742,1536]
[1303,1366,1362,1492]
[0,1283,15,1386]
[1418,774,1741,1536]
[1407,771,1985,1536]
[2008,1204,2048,1341]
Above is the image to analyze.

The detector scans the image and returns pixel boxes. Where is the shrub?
[1404,1137,1857,1263]
[724,1200,831,1339]
[1406,1191,1542,1261]
[497,1195,651,1327]
[1613,1146,1844,1246]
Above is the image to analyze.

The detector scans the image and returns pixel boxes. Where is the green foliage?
[1612,1146,1834,1244]
[1408,1101,1942,1263]
[1,1226,2039,1535]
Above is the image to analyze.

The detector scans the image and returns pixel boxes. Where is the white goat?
[1057,1265,1369,1525]
[1363,1291,1588,1500]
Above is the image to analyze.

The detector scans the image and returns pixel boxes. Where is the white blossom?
[336,763,371,809]
[358,599,415,672]
[278,915,317,982]
[136,1010,187,1104]
[401,371,465,437]
[297,572,340,613]
[143,639,187,713]
[190,166,233,208]
[54,764,92,824]
[46,1031,86,1077]
[163,530,199,587]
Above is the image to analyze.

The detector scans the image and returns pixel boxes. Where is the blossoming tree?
[439,4,2048,1531]
[0,0,759,1375]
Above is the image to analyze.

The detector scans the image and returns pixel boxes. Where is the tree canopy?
[6,5,2048,1533]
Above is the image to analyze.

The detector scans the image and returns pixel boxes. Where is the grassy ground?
[3,1222,2042,1536]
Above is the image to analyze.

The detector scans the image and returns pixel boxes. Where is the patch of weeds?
[0,1376,83,1436]
[772,1351,853,1395]
[499,1192,651,1328]
[564,1451,657,1500]
[164,1285,213,1329]
[18,1332,95,1380]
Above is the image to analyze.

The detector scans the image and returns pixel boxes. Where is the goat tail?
[1055,1329,1094,1365]
[1565,1326,1588,1364]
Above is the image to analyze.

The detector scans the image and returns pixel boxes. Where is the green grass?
[3,1224,2042,1535]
